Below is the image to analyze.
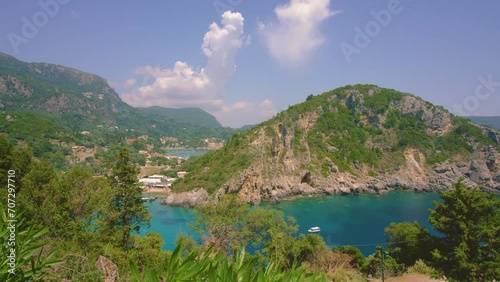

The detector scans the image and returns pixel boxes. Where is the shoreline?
[143,187,170,194]
[157,187,439,209]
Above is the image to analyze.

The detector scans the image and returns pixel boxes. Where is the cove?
[140,191,442,256]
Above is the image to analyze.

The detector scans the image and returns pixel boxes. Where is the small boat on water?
[308,226,321,233]
[141,196,157,202]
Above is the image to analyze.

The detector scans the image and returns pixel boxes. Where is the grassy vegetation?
[173,132,256,193]
[174,84,499,193]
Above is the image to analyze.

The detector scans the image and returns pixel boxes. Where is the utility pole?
[377,246,386,282]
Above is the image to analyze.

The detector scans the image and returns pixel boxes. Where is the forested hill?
[135,106,222,129]
[0,51,129,125]
[0,51,223,131]
[0,52,236,151]
[171,84,500,205]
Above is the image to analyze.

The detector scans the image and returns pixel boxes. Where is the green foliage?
[167,84,497,193]
[103,148,151,252]
[383,110,491,165]
[307,103,379,172]
[173,133,255,193]
[0,54,238,155]
[406,259,443,279]
[382,180,500,281]
[361,247,404,279]
[0,135,32,201]
[190,196,332,271]
[136,106,222,129]
[384,221,435,266]
[429,179,500,281]
[0,204,63,281]
[190,195,248,254]
[129,243,327,282]
[362,87,404,114]
[18,159,58,225]
[242,207,300,268]
[332,245,366,269]
[328,267,366,282]
[266,125,277,138]
[130,233,169,273]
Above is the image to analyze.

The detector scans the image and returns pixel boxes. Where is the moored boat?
[308,226,321,233]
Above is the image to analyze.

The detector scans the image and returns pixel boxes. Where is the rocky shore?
[161,88,500,207]
[162,144,499,207]
[161,188,209,207]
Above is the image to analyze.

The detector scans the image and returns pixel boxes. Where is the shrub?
[407,259,442,279]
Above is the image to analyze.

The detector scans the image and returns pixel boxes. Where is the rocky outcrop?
[162,188,209,207]
[393,96,452,135]
[164,134,500,207]
[163,85,500,206]
[214,149,499,205]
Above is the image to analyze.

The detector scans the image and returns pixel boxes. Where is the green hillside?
[173,85,500,195]
[136,106,222,128]
[0,52,236,149]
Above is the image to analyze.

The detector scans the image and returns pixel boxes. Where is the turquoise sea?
[140,191,442,256]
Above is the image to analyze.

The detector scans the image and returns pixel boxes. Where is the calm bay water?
[164,149,207,158]
[141,191,441,255]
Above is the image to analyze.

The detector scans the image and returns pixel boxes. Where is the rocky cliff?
[170,85,500,205]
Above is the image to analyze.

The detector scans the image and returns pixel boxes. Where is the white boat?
[308,226,321,233]
[141,196,157,202]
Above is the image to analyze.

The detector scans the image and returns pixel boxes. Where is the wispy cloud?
[258,0,338,67]
[213,99,277,127]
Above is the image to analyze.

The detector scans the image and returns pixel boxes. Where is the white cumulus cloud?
[122,12,250,112]
[120,11,277,127]
[259,0,338,66]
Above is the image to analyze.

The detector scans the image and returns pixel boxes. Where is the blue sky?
[1,0,499,127]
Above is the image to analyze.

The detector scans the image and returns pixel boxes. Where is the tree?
[332,245,366,269]
[241,207,299,268]
[45,166,112,240]
[18,159,57,225]
[429,179,500,281]
[0,135,32,201]
[384,221,435,266]
[189,194,248,255]
[105,148,151,253]
[361,247,404,279]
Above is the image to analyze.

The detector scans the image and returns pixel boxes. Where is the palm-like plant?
[0,203,63,281]
[130,243,327,282]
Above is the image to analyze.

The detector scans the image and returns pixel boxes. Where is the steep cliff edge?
[171,85,500,205]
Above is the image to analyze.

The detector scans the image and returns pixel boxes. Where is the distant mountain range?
[0,51,236,150]
[466,116,500,130]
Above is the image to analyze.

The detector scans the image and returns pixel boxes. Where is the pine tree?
[429,179,500,281]
[107,148,151,253]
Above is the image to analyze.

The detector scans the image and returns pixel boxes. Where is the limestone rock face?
[469,161,492,183]
[162,188,209,207]
[163,86,500,206]
[393,96,453,134]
